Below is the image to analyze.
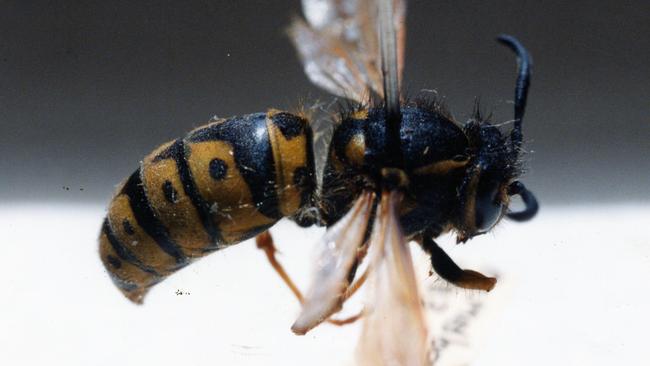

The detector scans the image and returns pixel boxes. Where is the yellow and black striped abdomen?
[99,110,314,303]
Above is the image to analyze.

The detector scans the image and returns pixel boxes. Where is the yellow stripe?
[141,141,212,256]
[185,139,275,243]
[107,194,178,273]
[99,232,153,303]
[266,110,308,217]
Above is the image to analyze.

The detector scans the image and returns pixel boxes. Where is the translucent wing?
[289,0,406,103]
[378,0,401,119]
[291,191,374,335]
[356,191,430,365]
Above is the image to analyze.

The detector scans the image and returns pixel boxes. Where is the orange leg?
[256,231,366,326]
[326,310,364,326]
[256,231,304,303]
[343,267,368,300]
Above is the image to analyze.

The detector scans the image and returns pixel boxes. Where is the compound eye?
[474,179,504,233]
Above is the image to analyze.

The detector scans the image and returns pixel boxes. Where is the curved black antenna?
[378,0,402,166]
[497,35,532,152]
[506,181,538,221]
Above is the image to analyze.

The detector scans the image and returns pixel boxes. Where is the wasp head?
[455,35,539,242]
[455,118,519,242]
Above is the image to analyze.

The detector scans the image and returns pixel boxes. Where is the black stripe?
[102,218,160,276]
[270,112,305,139]
[108,273,138,292]
[155,139,222,246]
[121,169,188,265]
[188,113,281,219]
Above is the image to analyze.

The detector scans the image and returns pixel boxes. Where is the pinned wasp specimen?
[99,0,538,361]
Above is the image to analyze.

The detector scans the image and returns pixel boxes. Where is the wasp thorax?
[322,104,473,236]
[329,106,467,176]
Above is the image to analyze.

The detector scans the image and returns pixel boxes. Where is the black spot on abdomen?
[162,180,179,203]
[156,139,222,245]
[102,218,159,276]
[209,158,228,180]
[187,113,281,220]
[122,219,135,235]
[271,112,304,139]
[106,254,122,269]
[121,169,187,265]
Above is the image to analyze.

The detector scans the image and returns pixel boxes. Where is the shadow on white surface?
[1,203,648,365]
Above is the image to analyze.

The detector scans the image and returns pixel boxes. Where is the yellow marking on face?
[141,142,212,256]
[462,168,481,235]
[345,134,365,167]
[329,147,345,173]
[185,139,276,244]
[266,113,309,216]
[107,194,178,274]
[351,109,368,120]
[99,232,154,303]
[413,158,469,175]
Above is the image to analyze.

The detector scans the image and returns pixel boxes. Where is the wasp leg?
[343,266,368,300]
[256,231,365,326]
[326,310,365,326]
[420,236,496,292]
[256,231,304,303]
[327,271,368,327]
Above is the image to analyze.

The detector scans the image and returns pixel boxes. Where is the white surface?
[1,203,649,365]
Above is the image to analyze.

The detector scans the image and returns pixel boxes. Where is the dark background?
[1,0,648,205]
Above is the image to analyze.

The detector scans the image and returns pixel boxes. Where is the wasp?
[99,0,538,361]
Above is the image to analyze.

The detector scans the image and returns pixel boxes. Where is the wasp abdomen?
[100,110,314,303]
